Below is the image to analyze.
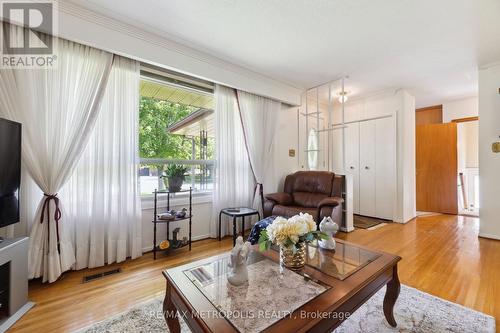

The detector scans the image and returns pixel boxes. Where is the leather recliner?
[263,171,344,224]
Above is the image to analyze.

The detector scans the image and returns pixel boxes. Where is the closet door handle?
[365,166,370,170]
[350,166,355,170]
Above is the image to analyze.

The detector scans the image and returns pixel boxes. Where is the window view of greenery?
[139,95,215,195]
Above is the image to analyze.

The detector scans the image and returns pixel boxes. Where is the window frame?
[137,65,216,199]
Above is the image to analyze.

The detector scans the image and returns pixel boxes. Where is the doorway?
[455,117,479,216]
[415,104,479,216]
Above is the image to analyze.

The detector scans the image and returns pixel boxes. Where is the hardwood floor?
[10,214,500,332]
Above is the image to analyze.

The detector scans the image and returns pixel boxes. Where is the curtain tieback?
[41,193,62,253]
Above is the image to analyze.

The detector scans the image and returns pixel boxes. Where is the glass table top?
[183,251,328,333]
[221,207,259,215]
[181,241,381,332]
[303,240,382,280]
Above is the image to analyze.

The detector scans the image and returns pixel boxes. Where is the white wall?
[399,90,417,223]
[271,105,300,191]
[442,97,478,123]
[478,64,500,240]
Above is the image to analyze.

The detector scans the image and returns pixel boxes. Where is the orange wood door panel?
[416,123,458,214]
[416,105,443,125]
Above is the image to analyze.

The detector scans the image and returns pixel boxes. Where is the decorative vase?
[166,176,183,192]
[280,242,306,271]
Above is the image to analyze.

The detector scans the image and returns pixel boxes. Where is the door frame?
[453,116,479,216]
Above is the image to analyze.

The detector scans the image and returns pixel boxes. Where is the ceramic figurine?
[227,236,251,286]
[171,227,181,248]
[318,216,339,250]
[158,212,175,221]
[176,208,187,218]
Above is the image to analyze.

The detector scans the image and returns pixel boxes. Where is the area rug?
[78,284,495,333]
[353,215,388,229]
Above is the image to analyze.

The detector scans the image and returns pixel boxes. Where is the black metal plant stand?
[152,188,192,259]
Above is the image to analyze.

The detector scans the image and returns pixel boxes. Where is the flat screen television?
[0,118,21,228]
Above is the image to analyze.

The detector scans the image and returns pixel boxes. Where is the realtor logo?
[1,0,57,68]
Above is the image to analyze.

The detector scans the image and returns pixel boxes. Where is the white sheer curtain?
[236,90,281,214]
[0,24,113,282]
[211,85,253,237]
[61,56,142,269]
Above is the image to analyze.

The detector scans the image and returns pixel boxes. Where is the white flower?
[265,213,317,248]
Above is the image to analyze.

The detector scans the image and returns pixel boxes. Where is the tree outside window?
[138,95,214,195]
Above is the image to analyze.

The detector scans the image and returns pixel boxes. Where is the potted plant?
[163,164,188,192]
[258,213,328,270]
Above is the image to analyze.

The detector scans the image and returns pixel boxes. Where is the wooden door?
[416,105,443,125]
[359,121,376,216]
[375,116,396,220]
[416,123,458,214]
[344,122,360,214]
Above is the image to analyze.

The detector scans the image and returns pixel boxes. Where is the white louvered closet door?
[374,116,396,220]
[344,122,360,214]
[359,120,377,217]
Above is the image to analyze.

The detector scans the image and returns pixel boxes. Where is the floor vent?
[83,268,121,283]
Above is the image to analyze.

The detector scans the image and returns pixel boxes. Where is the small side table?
[219,208,261,246]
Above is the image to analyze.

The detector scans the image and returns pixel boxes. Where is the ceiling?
[68,0,500,108]
[168,108,214,138]
[140,79,214,110]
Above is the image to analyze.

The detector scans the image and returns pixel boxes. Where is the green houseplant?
[163,164,188,192]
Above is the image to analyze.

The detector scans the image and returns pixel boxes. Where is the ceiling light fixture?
[338,91,349,104]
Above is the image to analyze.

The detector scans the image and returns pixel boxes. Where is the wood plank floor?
[9,214,500,332]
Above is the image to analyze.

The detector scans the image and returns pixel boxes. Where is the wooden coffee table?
[162,239,401,333]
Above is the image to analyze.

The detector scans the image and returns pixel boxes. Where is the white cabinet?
[343,116,395,220]
[359,121,377,217]
[374,116,396,219]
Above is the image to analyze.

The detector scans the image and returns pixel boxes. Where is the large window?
[138,67,215,196]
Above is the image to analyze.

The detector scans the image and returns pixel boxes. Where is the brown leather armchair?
[264,171,344,225]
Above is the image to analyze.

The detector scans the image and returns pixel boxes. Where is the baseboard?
[0,301,35,332]
[478,233,500,241]
[392,215,416,224]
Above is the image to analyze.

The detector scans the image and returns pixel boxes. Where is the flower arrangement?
[258,213,328,252]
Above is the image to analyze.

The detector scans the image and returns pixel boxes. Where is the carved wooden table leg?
[163,282,181,333]
[383,265,400,327]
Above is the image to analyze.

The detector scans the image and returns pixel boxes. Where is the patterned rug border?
[75,284,496,333]
[399,284,495,322]
[74,293,167,333]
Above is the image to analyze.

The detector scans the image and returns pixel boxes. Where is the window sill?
[140,191,213,210]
